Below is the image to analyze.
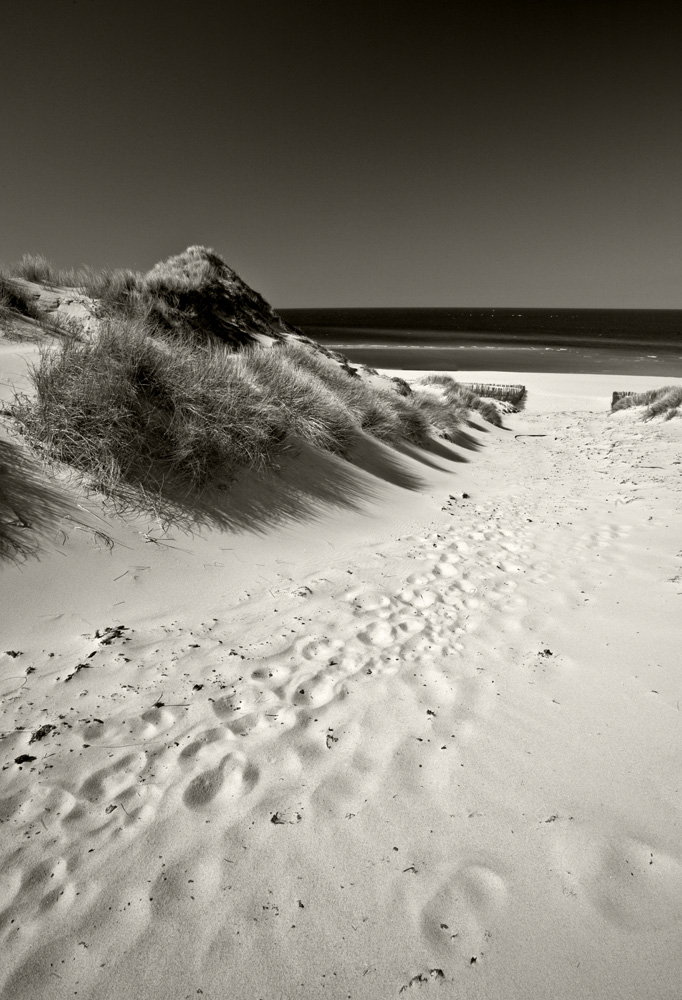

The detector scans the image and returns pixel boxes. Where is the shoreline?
[348,344,682,377]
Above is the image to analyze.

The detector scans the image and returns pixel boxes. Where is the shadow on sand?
[0,437,87,562]
[145,433,429,536]
[1,420,485,554]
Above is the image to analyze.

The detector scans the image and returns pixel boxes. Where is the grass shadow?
[0,437,84,562]
[143,436,422,536]
[446,428,483,452]
[346,432,424,491]
[466,418,489,433]
[395,440,462,472]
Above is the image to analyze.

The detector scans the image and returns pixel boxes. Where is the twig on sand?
[220,548,244,562]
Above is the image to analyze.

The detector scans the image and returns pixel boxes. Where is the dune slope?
[1,369,681,999]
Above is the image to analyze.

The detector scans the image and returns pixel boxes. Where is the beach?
[1,349,682,1000]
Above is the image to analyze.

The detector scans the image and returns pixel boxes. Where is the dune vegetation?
[0,274,43,323]
[9,318,290,519]
[611,385,682,421]
[2,246,509,523]
[418,374,505,427]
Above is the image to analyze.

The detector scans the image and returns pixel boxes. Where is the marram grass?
[5,246,511,522]
[611,386,682,421]
[9,314,473,519]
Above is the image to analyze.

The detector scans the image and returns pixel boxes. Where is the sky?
[2,2,682,308]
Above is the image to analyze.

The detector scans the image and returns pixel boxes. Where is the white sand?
[2,351,682,1000]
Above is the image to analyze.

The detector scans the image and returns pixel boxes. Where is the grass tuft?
[418,375,503,427]
[11,253,59,284]
[276,342,432,445]
[612,385,682,421]
[410,393,468,442]
[10,317,288,517]
[237,347,360,456]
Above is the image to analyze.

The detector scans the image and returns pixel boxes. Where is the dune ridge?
[2,247,515,537]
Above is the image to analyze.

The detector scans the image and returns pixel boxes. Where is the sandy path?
[1,376,681,999]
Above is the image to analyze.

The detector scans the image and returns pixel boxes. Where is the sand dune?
[1,363,681,999]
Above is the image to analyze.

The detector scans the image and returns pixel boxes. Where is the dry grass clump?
[418,374,503,427]
[10,253,61,284]
[9,253,115,290]
[138,246,290,347]
[410,392,469,442]
[3,253,146,322]
[277,341,432,446]
[390,376,412,397]
[39,311,86,341]
[237,347,359,456]
[10,254,80,288]
[10,317,288,515]
[84,268,144,316]
[612,386,682,421]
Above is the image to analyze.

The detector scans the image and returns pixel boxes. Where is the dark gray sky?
[2,2,681,307]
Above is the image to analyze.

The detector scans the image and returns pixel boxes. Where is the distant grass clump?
[612,386,682,421]
[418,374,503,427]
[410,392,469,442]
[10,317,289,516]
[10,253,60,284]
[4,252,147,322]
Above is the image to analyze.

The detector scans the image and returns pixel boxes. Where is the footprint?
[357,621,396,648]
[433,558,460,578]
[179,727,225,762]
[79,751,145,803]
[182,753,259,809]
[420,860,508,962]
[556,824,682,930]
[298,637,345,661]
[289,668,346,709]
[399,589,440,609]
[346,589,392,611]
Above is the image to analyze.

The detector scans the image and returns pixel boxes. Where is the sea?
[278,308,682,377]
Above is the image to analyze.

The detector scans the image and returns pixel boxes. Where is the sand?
[1,348,681,1000]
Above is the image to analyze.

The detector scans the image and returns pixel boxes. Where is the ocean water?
[279,308,682,376]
